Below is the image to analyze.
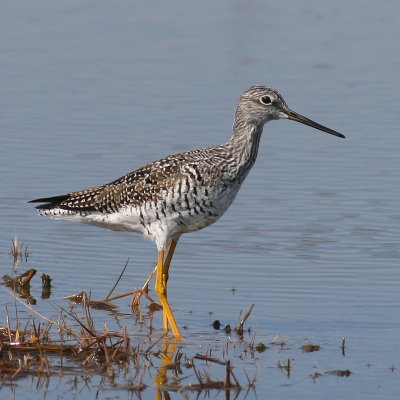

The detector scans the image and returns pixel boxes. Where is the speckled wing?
[29,154,193,214]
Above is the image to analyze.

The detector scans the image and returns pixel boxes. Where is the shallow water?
[1,1,399,399]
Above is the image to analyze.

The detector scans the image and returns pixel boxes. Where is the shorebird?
[30,86,345,338]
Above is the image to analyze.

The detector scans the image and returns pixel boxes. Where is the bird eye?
[260,95,272,105]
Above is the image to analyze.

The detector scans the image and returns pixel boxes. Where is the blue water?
[0,1,399,399]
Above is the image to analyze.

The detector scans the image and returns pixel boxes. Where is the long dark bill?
[286,109,345,138]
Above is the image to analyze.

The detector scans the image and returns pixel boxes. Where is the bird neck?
[226,119,264,175]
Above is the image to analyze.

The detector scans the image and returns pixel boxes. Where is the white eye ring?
[260,95,273,105]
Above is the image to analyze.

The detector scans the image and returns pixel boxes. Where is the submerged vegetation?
[0,271,354,399]
[0,236,373,399]
[0,284,257,398]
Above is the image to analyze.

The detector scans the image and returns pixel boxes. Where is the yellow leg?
[164,239,178,272]
[155,239,181,338]
[161,239,178,332]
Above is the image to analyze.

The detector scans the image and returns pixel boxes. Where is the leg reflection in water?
[155,338,181,400]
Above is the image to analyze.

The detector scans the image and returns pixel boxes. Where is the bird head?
[236,86,345,138]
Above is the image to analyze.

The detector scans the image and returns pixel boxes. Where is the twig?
[130,264,158,308]
[237,304,254,336]
[191,359,203,386]
[0,285,74,336]
[105,258,129,301]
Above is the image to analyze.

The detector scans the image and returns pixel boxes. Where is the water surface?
[0,1,399,399]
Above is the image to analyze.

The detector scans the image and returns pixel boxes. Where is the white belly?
[40,182,241,250]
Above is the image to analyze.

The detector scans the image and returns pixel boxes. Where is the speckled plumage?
[30,86,344,251]
[30,85,345,337]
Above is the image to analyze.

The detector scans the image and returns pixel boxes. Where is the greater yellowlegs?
[30,86,345,338]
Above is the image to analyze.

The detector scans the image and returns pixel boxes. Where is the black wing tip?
[29,194,69,209]
[33,203,52,210]
[29,194,98,212]
[29,195,69,203]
